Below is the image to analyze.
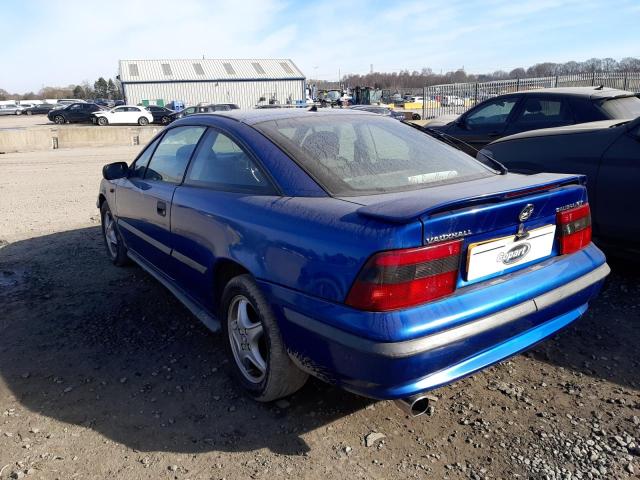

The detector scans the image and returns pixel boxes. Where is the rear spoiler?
[356,173,587,224]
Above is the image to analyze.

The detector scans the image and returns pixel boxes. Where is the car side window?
[145,126,206,183]
[129,136,162,178]
[513,98,573,125]
[185,129,274,194]
[466,99,518,127]
[69,104,82,111]
[114,107,126,113]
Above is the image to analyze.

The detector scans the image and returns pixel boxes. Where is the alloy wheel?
[227,295,267,383]
[103,210,118,259]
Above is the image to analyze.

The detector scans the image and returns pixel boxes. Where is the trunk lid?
[349,172,589,286]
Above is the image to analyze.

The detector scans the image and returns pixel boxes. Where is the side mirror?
[102,162,128,180]
[455,116,467,129]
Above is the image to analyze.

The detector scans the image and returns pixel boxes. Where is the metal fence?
[419,71,640,119]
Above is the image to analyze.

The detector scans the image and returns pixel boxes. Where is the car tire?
[16,110,22,115]
[161,116,170,125]
[412,113,421,120]
[100,202,129,266]
[138,117,149,126]
[97,117,108,126]
[26,110,32,116]
[221,274,308,402]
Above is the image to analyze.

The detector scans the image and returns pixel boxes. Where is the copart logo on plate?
[497,243,531,265]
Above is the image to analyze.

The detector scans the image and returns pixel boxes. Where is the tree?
[72,85,85,99]
[93,77,108,99]
[0,88,8,101]
[509,68,526,79]
[107,79,118,99]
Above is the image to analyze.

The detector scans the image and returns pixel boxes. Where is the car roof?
[498,86,634,100]
[491,118,637,143]
[175,108,376,126]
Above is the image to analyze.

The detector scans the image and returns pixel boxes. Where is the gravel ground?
[0,114,59,130]
[0,146,639,480]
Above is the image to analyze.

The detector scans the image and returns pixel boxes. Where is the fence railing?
[419,71,640,119]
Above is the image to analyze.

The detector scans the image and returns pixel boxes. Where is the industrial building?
[117,58,305,109]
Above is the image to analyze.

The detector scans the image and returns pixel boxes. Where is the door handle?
[157,201,167,217]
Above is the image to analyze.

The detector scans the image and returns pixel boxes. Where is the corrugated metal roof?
[119,58,304,82]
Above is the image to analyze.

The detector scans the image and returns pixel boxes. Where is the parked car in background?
[167,104,232,122]
[113,100,125,107]
[145,105,175,124]
[97,109,608,413]
[426,87,640,155]
[441,95,465,107]
[47,102,103,124]
[0,104,25,116]
[92,105,154,126]
[480,117,640,251]
[94,98,115,108]
[23,103,57,115]
[215,103,240,110]
[348,104,407,120]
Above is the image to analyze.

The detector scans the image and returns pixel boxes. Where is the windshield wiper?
[408,123,508,174]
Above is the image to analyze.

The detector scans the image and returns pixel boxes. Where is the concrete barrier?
[0,125,164,153]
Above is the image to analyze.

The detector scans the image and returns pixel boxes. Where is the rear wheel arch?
[213,258,250,308]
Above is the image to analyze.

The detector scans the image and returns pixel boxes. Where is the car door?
[594,124,640,243]
[128,106,144,123]
[66,103,84,122]
[504,95,575,136]
[169,128,278,306]
[446,96,521,154]
[115,125,206,271]
[110,106,127,124]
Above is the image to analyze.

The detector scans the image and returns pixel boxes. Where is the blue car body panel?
[99,110,609,401]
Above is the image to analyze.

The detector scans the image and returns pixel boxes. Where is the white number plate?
[466,224,556,281]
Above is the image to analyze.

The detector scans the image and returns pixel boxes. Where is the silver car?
[0,104,24,116]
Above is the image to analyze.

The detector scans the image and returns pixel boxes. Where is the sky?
[2,0,640,93]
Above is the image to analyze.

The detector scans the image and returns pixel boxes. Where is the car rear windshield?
[598,96,640,118]
[253,114,495,195]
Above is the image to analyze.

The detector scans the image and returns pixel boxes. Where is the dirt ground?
[1,146,639,480]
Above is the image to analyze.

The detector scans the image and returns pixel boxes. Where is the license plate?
[466,224,556,281]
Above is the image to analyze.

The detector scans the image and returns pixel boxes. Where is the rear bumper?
[260,244,609,399]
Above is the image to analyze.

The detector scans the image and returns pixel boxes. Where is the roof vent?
[223,63,236,75]
[193,63,205,75]
[161,63,173,75]
[252,62,266,74]
[128,63,139,76]
[280,62,294,74]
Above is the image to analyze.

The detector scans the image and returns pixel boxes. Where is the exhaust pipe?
[394,394,430,417]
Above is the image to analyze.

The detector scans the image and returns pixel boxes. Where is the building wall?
[122,79,305,109]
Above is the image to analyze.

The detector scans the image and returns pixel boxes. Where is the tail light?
[557,203,592,254]
[345,240,462,312]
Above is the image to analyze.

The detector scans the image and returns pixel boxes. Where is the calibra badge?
[519,204,534,222]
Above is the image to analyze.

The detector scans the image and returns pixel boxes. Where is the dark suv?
[47,103,103,124]
[426,87,640,155]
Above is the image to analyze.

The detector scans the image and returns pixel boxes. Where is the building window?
[193,63,205,75]
[223,62,236,75]
[280,62,294,74]
[128,63,139,76]
[252,62,265,74]
[161,63,173,75]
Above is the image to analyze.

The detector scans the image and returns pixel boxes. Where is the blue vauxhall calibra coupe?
[98,109,609,416]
